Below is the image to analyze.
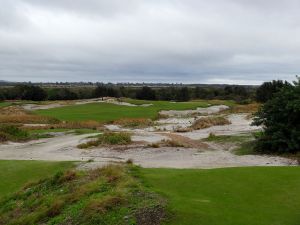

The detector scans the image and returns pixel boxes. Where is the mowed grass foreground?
[0,160,74,198]
[142,167,300,225]
[35,101,210,122]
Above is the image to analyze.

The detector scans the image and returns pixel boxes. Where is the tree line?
[0,79,293,103]
[0,84,257,102]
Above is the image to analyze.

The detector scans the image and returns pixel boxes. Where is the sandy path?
[181,114,261,140]
[0,134,98,161]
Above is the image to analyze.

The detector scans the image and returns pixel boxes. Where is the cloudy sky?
[0,0,299,84]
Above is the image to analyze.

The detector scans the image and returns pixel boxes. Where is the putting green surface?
[35,101,210,122]
[0,160,74,198]
[142,167,300,225]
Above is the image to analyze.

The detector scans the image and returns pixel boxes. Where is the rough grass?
[233,140,257,155]
[0,102,12,108]
[0,160,74,198]
[78,132,132,149]
[142,167,300,225]
[24,120,103,131]
[27,128,98,136]
[0,114,59,124]
[191,116,231,130]
[0,164,166,225]
[204,133,254,143]
[114,118,153,128]
[35,101,211,122]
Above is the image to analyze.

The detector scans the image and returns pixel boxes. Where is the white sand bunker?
[160,105,229,117]
[22,98,153,111]
[180,114,261,140]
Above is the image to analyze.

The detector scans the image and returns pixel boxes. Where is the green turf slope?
[142,167,300,225]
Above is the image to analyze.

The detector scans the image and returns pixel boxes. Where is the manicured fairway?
[142,167,300,225]
[0,160,74,198]
[35,101,210,122]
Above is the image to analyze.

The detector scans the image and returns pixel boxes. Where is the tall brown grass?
[24,120,103,130]
[113,118,153,128]
[0,114,59,124]
[225,103,260,114]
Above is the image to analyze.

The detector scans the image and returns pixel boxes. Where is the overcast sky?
[0,0,299,84]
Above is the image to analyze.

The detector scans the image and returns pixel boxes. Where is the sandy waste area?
[0,103,297,169]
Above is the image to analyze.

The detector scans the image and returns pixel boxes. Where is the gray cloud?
[0,0,299,84]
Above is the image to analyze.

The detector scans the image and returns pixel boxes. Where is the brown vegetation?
[160,133,209,149]
[224,103,260,114]
[114,118,153,128]
[191,116,231,130]
[0,106,59,124]
[24,120,103,130]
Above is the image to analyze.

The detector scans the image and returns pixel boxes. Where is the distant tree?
[176,87,190,101]
[94,85,120,98]
[0,90,5,101]
[224,86,233,95]
[93,85,107,98]
[48,88,78,100]
[253,77,300,153]
[12,85,47,101]
[256,80,291,103]
[136,86,156,100]
[194,86,202,99]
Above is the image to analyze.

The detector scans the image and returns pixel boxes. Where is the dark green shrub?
[253,77,300,153]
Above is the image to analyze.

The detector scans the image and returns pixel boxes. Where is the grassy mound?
[78,132,132,149]
[0,165,166,225]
